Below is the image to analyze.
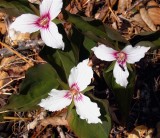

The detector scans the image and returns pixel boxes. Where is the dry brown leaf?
[7,28,30,45]
[128,125,154,138]
[27,110,47,130]
[131,13,151,32]
[8,62,33,75]
[40,113,68,127]
[85,0,95,17]
[28,0,41,4]
[0,56,17,69]
[131,13,146,26]
[0,71,9,87]
[0,12,6,20]
[0,22,7,34]
[118,0,132,13]
[147,0,160,25]
[139,3,156,31]
[95,0,117,20]
[1,56,33,75]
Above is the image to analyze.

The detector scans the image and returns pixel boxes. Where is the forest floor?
[0,0,160,137]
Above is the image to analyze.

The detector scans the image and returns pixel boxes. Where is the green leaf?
[70,27,96,62]
[0,0,33,15]
[104,24,128,43]
[40,23,77,82]
[63,11,114,48]
[103,68,135,123]
[105,61,115,73]
[82,86,94,94]
[135,41,156,50]
[40,47,75,83]
[57,78,69,90]
[0,64,59,112]
[67,93,111,138]
[130,31,160,49]
[127,63,133,72]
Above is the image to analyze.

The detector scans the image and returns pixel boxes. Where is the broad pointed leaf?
[0,64,59,111]
[63,11,114,48]
[103,69,135,123]
[70,27,96,62]
[104,24,128,43]
[0,0,33,15]
[67,93,111,138]
[130,31,160,49]
[40,47,75,83]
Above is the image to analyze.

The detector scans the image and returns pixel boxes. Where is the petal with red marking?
[40,0,63,19]
[68,59,93,91]
[92,44,116,61]
[39,89,72,111]
[113,62,129,87]
[40,22,64,49]
[74,94,102,124]
[122,45,150,64]
[10,14,39,33]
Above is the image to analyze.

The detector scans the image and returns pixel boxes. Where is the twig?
[0,92,12,95]
[3,116,30,121]
[57,126,66,138]
[0,76,25,90]
[0,42,33,66]
[108,7,121,22]
[0,110,9,114]
[0,76,23,81]
[125,0,144,13]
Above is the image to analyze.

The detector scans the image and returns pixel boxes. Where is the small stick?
[0,92,12,95]
[0,110,9,114]
[3,116,30,121]
[125,0,144,13]
[108,7,121,22]
[0,42,33,66]
[57,126,66,138]
[0,76,25,90]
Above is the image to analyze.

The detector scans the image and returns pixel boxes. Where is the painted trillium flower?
[92,44,150,87]
[39,59,102,124]
[10,0,64,49]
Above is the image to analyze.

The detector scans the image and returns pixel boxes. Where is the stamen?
[74,93,83,101]
[36,14,50,28]
[114,51,127,71]
[117,52,126,62]
[39,18,49,27]
[70,88,78,95]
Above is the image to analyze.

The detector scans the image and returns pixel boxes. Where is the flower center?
[70,88,78,95]
[63,83,80,100]
[36,14,50,28]
[114,52,127,71]
[39,17,49,27]
[116,52,126,62]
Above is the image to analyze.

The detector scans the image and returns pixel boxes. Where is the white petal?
[122,45,150,64]
[40,22,64,49]
[9,14,39,33]
[113,62,129,87]
[74,94,102,124]
[38,89,72,111]
[40,0,63,19]
[92,44,116,61]
[68,59,93,91]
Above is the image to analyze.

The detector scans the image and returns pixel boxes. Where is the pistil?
[70,88,78,95]
[39,18,49,27]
